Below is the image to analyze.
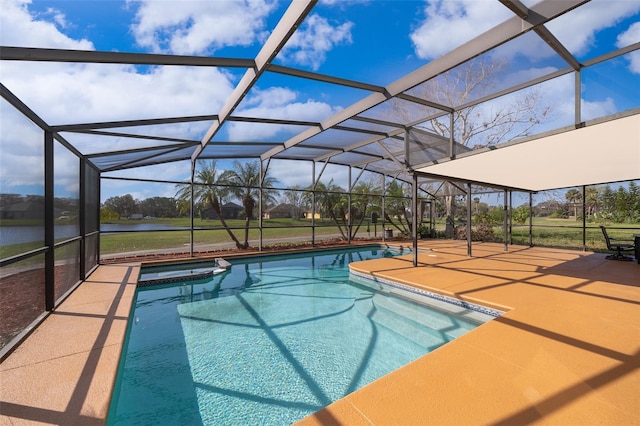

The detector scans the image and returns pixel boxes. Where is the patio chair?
[599,225,635,261]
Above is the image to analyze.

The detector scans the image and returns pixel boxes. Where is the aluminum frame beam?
[0,46,254,68]
[261,0,588,161]
[193,0,317,160]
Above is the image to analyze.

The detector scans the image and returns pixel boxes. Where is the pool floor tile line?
[1,242,639,425]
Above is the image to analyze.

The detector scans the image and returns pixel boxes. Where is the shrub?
[455,224,499,242]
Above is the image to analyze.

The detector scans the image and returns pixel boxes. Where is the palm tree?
[222,160,279,248]
[175,160,244,249]
[349,180,380,239]
[310,179,380,241]
[312,180,349,240]
[384,180,412,235]
[565,188,582,220]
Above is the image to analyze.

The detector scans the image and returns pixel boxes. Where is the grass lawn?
[99,218,347,254]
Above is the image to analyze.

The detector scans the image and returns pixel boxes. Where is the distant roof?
[222,202,243,210]
[266,203,294,213]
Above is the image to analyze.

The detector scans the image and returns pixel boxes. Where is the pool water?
[108,246,497,425]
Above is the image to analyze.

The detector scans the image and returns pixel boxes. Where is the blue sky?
[0,0,639,204]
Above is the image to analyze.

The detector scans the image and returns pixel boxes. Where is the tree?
[512,205,530,225]
[138,196,179,218]
[349,180,380,238]
[565,189,582,220]
[175,160,244,249]
[628,181,640,222]
[0,194,24,208]
[103,194,137,219]
[221,160,279,249]
[384,180,412,235]
[100,206,119,222]
[391,57,550,237]
[585,186,601,219]
[310,178,379,241]
[282,186,308,220]
[313,180,349,240]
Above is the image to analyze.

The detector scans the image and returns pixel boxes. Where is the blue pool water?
[108,246,497,425]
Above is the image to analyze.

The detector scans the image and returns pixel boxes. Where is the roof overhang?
[415,112,640,192]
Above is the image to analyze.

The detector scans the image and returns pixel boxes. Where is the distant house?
[303,211,321,220]
[201,202,244,220]
[263,203,294,219]
[128,214,144,220]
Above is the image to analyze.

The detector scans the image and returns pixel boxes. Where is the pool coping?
[349,269,504,318]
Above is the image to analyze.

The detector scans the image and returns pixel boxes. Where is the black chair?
[600,225,635,261]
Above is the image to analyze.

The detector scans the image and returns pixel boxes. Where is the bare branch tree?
[390,56,551,237]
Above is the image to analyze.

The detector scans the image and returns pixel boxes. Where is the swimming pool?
[107,246,499,425]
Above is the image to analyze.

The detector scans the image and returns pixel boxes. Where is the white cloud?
[228,87,339,140]
[616,21,640,74]
[2,61,236,125]
[410,0,510,60]
[581,97,618,122]
[267,159,349,189]
[0,104,45,191]
[546,0,640,57]
[101,161,193,201]
[0,0,93,49]
[411,0,640,65]
[267,160,313,188]
[278,14,353,70]
[128,0,275,55]
[0,0,233,195]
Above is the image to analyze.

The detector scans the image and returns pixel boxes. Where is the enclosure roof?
[416,112,640,192]
[1,0,639,190]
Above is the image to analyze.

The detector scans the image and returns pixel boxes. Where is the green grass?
[483,217,637,252]
[99,219,346,254]
[0,241,46,260]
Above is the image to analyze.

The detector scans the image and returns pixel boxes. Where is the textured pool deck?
[1,241,639,425]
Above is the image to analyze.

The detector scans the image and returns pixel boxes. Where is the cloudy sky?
[0,0,638,202]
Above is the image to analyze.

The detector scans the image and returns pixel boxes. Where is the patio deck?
[1,241,638,425]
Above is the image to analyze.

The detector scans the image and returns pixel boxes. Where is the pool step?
[377,294,475,334]
[363,294,476,346]
[215,258,232,270]
[138,260,231,287]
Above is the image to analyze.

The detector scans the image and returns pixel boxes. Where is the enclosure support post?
[259,160,264,251]
[509,191,513,245]
[189,160,195,257]
[528,193,533,247]
[79,159,86,280]
[449,113,455,160]
[412,173,418,267]
[466,183,472,257]
[582,184,587,251]
[503,190,508,251]
[311,161,316,247]
[575,70,582,125]
[348,166,352,245]
[381,174,386,243]
[97,171,101,261]
[44,131,55,311]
